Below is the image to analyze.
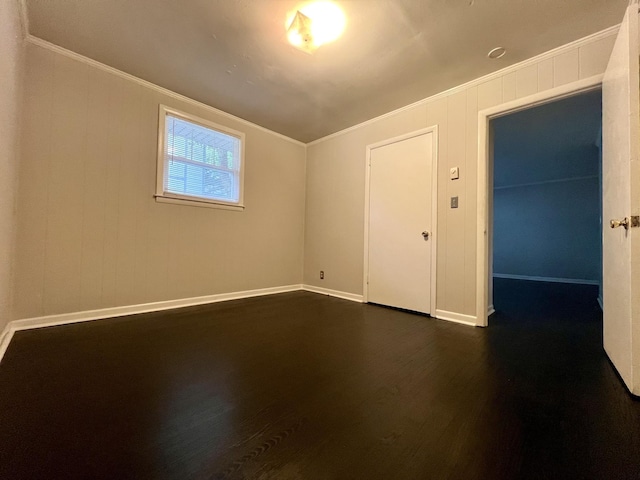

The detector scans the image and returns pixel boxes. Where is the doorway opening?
[488,90,603,325]
[477,6,637,393]
[476,76,603,327]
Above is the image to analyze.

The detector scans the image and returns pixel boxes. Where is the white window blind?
[158,107,244,208]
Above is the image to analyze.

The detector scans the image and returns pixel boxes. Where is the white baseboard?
[493,273,599,286]
[0,323,14,366]
[302,285,364,303]
[597,296,603,311]
[434,309,478,327]
[488,304,496,316]
[0,285,478,365]
[11,285,304,332]
[0,284,303,364]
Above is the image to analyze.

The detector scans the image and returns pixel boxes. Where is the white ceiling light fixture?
[286,1,346,54]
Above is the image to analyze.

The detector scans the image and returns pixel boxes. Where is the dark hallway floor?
[1,282,639,479]
[489,278,640,479]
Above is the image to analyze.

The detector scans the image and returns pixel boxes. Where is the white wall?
[492,95,602,284]
[0,0,24,331]
[493,177,601,282]
[6,22,622,326]
[304,29,616,321]
[13,42,307,320]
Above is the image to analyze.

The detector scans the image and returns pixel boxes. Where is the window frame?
[155,105,246,211]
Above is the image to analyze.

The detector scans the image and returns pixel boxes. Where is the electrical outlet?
[451,196,459,208]
[320,271,324,280]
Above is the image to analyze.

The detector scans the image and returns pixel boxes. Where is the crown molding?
[17,0,620,148]
[307,24,619,147]
[25,35,306,148]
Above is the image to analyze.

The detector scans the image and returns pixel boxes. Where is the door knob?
[422,231,430,240]
[610,218,630,230]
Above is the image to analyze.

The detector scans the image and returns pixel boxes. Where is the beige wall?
[0,0,24,330]
[13,43,306,320]
[8,26,621,323]
[304,31,616,319]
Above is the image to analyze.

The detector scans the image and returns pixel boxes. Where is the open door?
[602,2,640,395]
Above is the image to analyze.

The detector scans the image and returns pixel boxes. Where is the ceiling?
[493,89,602,188]
[25,0,626,143]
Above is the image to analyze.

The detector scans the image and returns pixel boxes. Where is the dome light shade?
[287,11,314,52]
[287,2,346,53]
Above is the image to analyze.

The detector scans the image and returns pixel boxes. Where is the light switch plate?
[451,196,459,208]
[450,167,460,180]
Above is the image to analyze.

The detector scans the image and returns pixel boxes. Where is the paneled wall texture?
[0,0,24,331]
[304,32,616,318]
[14,44,306,320]
[12,27,617,323]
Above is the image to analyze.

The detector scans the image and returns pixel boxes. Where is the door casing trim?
[476,74,604,327]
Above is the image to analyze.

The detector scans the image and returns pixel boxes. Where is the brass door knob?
[610,218,630,230]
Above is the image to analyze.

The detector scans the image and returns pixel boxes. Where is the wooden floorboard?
[0,281,639,479]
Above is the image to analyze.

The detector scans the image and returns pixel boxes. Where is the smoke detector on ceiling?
[488,47,507,59]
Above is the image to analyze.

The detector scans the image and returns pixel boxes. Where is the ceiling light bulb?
[287,30,304,48]
[287,1,346,53]
[301,1,345,46]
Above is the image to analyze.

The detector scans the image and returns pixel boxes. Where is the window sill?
[154,195,245,211]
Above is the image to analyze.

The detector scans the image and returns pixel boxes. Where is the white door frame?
[476,75,604,327]
[363,126,439,313]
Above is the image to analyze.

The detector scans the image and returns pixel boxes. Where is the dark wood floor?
[1,280,639,479]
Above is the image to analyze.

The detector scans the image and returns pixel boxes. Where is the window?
[156,106,245,210]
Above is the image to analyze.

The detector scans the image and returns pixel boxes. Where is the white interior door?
[602,3,640,394]
[368,132,433,314]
